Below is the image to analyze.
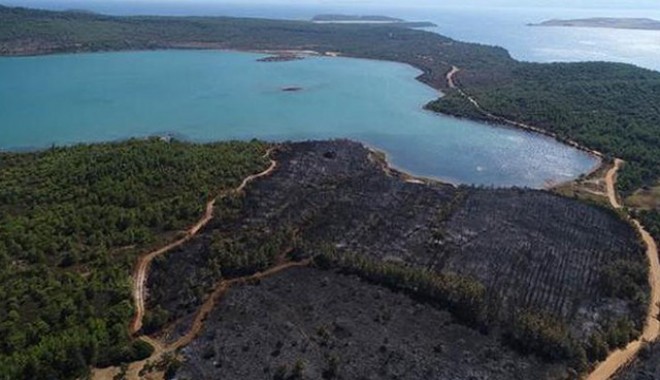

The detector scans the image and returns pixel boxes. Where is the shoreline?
[444,66,604,160]
[364,144,460,188]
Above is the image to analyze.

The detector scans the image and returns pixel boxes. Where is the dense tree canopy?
[0,139,269,379]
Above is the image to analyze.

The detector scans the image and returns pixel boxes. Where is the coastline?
[443,66,604,159]
[364,143,461,188]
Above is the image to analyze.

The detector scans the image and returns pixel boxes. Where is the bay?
[0,50,598,187]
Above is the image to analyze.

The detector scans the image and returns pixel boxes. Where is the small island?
[530,17,660,30]
[257,54,304,63]
[281,86,303,92]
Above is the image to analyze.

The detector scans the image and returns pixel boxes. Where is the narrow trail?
[605,158,625,209]
[171,259,311,350]
[447,67,660,379]
[446,65,460,89]
[130,151,277,334]
[127,260,311,380]
[586,162,660,380]
[92,259,311,380]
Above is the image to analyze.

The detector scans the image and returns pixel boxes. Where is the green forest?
[0,139,269,379]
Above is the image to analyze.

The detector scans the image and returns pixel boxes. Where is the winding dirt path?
[446,65,460,89]
[586,161,660,380]
[131,150,277,334]
[94,150,281,380]
[604,159,625,209]
[132,260,311,380]
[92,259,311,380]
[171,259,311,350]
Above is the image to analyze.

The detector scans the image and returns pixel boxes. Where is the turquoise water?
[0,50,598,187]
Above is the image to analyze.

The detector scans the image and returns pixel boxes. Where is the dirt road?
[586,160,660,380]
[171,259,311,350]
[131,153,277,333]
[446,65,460,89]
[604,159,624,209]
[94,151,279,380]
[93,259,311,380]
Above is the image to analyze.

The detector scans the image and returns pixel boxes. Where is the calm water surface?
[0,50,597,187]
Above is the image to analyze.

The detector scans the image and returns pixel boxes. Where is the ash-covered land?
[176,267,564,380]
[146,140,647,379]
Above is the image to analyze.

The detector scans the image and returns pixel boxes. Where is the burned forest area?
[144,140,647,379]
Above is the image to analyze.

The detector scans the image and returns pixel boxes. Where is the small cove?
[0,50,599,188]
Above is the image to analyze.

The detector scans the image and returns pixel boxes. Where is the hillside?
[0,4,659,198]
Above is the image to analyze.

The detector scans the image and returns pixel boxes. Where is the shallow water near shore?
[0,50,598,188]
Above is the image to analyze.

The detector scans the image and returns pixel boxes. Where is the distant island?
[530,17,660,30]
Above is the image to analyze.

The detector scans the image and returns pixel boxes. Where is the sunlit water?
[0,50,597,187]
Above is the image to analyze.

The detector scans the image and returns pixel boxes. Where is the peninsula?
[311,14,436,27]
[312,14,404,23]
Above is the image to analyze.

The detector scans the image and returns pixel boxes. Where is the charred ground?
[145,140,647,378]
[176,267,564,380]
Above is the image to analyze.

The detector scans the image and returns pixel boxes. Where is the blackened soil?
[176,267,566,380]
